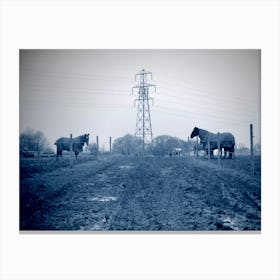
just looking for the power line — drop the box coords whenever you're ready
[156,94,258,118]
[157,83,254,107]
[158,88,258,111]
[21,84,129,95]
[21,68,131,82]
[22,84,259,120]
[154,104,257,124]
[20,99,133,108]
[156,73,255,103]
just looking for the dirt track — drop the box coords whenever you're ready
[20,156,261,231]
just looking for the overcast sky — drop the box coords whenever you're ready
[20,49,260,151]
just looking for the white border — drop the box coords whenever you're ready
[1,1,279,280]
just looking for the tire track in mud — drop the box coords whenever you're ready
[169,159,242,230]
[103,158,157,230]
[107,159,160,230]
[107,157,216,230]
[20,157,125,230]
[48,157,260,231]
[213,172,261,230]
[20,156,261,231]
[182,159,261,230]
[47,158,135,230]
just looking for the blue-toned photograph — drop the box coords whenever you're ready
[20,49,261,231]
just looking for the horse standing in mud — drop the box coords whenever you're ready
[54,134,89,159]
[190,127,235,159]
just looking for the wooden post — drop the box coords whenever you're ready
[70,133,73,168]
[96,135,99,158]
[207,133,210,160]
[196,136,198,158]
[250,124,254,175]
[109,136,112,154]
[217,132,221,166]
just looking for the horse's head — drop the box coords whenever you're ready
[82,133,89,146]
[190,127,199,138]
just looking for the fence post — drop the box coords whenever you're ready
[250,124,254,175]
[70,133,73,168]
[207,133,210,160]
[217,132,221,167]
[96,135,99,158]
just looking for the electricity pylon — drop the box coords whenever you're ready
[132,69,156,154]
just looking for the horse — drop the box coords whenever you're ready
[54,134,89,159]
[190,127,235,159]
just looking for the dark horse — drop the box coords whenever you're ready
[190,127,235,159]
[54,134,89,159]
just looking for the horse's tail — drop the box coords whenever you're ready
[232,135,236,146]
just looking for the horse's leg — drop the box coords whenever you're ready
[223,150,227,159]
[229,146,234,159]
[56,149,59,160]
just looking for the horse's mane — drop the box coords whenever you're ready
[55,134,88,145]
[198,128,214,142]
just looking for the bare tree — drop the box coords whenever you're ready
[20,128,52,156]
[112,134,142,155]
[148,135,185,156]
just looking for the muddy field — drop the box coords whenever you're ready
[20,155,261,231]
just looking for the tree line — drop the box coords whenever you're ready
[20,128,52,156]
[20,129,261,157]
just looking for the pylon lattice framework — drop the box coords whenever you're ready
[132,69,156,151]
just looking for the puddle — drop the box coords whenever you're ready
[119,165,133,169]
[222,216,240,230]
[88,196,118,202]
